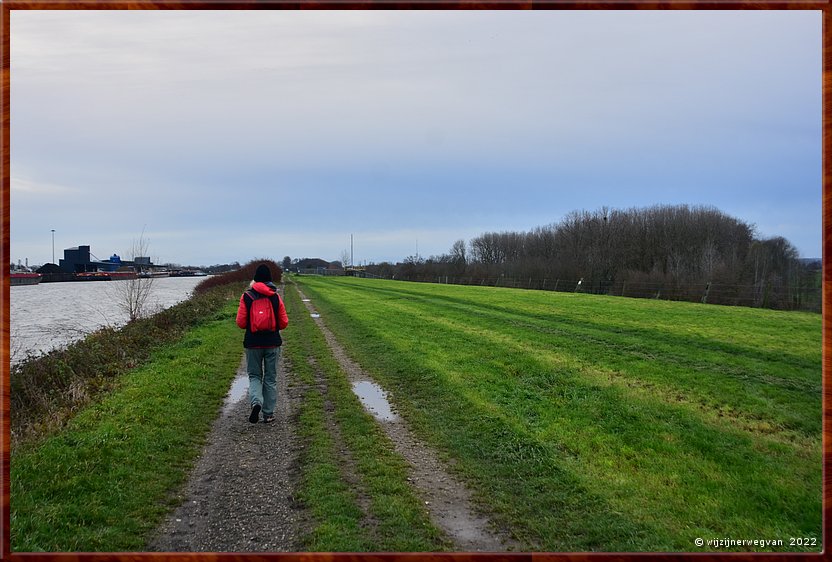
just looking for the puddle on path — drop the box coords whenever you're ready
[302,299,311,302]
[222,373,249,415]
[310,313,320,318]
[352,380,398,422]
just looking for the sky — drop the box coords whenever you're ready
[10,10,822,267]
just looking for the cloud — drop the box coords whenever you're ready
[9,10,821,264]
[10,175,79,196]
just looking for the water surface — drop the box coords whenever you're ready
[351,380,398,422]
[10,276,204,364]
[222,373,250,415]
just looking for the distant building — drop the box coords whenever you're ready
[58,245,149,273]
[59,245,95,273]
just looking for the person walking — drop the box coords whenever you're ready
[236,263,289,424]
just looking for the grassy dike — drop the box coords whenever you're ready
[11,290,245,552]
[282,279,449,552]
[293,275,821,552]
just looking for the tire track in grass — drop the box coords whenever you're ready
[289,353,369,552]
[295,284,520,552]
[295,277,821,550]
[345,282,819,388]
[306,355,382,542]
[321,280,820,436]
[286,283,447,552]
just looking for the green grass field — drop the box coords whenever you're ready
[294,275,822,552]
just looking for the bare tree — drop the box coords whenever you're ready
[450,239,467,264]
[112,233,155,321]
[339,249,351,268]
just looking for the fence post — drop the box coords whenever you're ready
[554,279,559,292]
[622,281,627,297]
[542,279,547,290]
[701,282,711,304]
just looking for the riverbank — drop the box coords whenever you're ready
[11,294,244,550]
[10,279,240,448]
[11,261,293,551]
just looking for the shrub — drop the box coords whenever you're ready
[194,259,283,295]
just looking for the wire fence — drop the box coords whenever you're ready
[297,267,821,312]
[332,272,820,313]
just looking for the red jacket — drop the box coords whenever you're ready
[236,281,288,348]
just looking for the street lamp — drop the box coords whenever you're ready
[51,229,55,264]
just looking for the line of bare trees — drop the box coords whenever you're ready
[364,204,820,311]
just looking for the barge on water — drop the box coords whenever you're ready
[10,272,42,286]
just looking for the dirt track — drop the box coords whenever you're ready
[149,284,518,552]
[148,355,303,552]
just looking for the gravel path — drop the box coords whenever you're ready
[149,283,519,552]
[147,355,303,552]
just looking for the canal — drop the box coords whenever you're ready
[10,276,205,365]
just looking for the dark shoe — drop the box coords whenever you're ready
[263,415,276,424]
[249,404,261,423]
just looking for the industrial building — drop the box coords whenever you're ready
[58,245,151,273]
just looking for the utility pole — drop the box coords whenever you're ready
[51,229,55,264]
[350,234,353,268]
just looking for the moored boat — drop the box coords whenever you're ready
[10,272,42,286]
[169,269,207,277]
[74,272,111,281]
[138,270,170,279]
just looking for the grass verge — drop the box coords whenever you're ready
[283,279,449,552]
[11,293,244,552]
[293,275,822,552]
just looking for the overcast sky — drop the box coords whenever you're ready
[10,10,821,267]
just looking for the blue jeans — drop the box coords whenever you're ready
[245,347,280,417]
